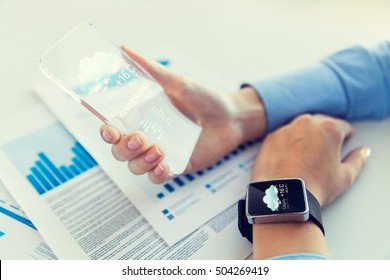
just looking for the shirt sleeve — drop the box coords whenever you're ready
[247,42,390,132]
[267,253,329,260]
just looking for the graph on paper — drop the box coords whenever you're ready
[0,195,36,230]
[2,123,98,196]
[25,142,97,195]
[0,182,37,230]
[154,140,259,201]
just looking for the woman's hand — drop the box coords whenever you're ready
[100,46,266,183]
[250,114,371,259]
[251,114,370,206]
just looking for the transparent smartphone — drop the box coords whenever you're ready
[39,23,201,175]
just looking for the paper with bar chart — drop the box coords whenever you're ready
[0,105,252,259]
[33,46,260,245]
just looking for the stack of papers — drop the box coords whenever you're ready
[0,47,254,259]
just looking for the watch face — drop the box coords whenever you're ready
[247,179,308,216]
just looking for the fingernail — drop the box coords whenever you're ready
[102,129,113,143]
[127,135,143,150]
[363,147,372,159]
[153,164,165,177]
[145,147,162,163]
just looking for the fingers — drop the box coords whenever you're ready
[127,145,164,174]
[312,114,355,141]
[147,161,171,184]
[126,144,170,184]
[332,118,355,140]
[100,124,121,144]
[111,132,148,161]
[313,115,369,187]
[341,146,371,186]
[101,126,170,184]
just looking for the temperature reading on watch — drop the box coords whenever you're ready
[278,183,288,197]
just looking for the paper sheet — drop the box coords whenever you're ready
[0,105,252,259]
[0,180,57,260]
[33,46,259,245]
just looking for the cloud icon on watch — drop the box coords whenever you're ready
[263,185,281,211]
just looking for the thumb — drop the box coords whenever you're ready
[121,45,182,90]
[341,146,371,186]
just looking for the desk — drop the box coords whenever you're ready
[1,0,389,259]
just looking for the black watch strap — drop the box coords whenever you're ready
[306,190,325,236]
[238,199,253,243]
[238,190,325,243]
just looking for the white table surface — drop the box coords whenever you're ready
[1,0,389,259]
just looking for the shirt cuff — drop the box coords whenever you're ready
[267,253,329,260]
[370,42,390,117]
[244,63,347,132]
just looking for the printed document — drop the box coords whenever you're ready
[0,180,57,259]
[0,105,252,259]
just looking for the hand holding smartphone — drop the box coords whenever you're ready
[39,23,201,175]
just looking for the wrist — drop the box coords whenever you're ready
[231,87,266,143]
[240,178,326,258]
[303,180,326,207]
[252,221,328,259]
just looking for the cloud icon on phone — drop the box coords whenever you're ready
[263,185,280,211]
[78,52,122,95]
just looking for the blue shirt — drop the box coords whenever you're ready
[251,42,390,133]
[248,42,390,260]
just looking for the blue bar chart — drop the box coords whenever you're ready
[3,123,98,196]
[26,141,98,195]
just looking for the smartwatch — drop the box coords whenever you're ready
[238,178,324,243]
